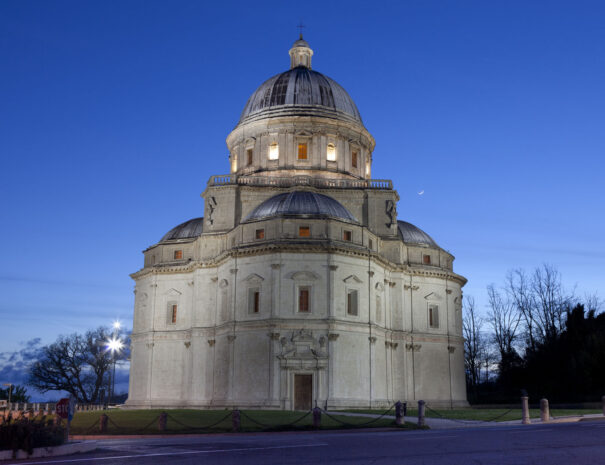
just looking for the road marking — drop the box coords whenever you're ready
[507,428,553,433]
[9,443,330,465]
[407,435,456,440]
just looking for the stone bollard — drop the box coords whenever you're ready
[602,396,605,416]
[100,414,108,433]
[232,409,241,432]
[521,396,531,425]
[417,400,426,427]
[540,398,550,422]
[395,401,403,426]
[158,412,167,432]
[312,407,322,429]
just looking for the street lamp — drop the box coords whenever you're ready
[106,336,123,406]
[2,383,12,409]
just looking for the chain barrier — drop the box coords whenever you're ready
[165,411,232,432]
[239,409,312,430]
[424,405,517,423]
[135,415,161,433]
[84,418,100,434]
[320,403,397,427]
[106,416,127,432]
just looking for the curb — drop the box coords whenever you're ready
[0,441,97,461]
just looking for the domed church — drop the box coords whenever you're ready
[127,37,468,409]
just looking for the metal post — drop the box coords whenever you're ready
[158,412,167,432]
[602,396,605,416]
[395,401,403,426]
[232,409,241,432]
[417,400,426,427]
[540,398,549,422]
[313,407,322,429]
[100,414,108,433]
[521,396,531,425]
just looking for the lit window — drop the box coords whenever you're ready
[171,304,178,324]
[255,229,265,240]
[298,143,308,160]
[174,250,183,260]
[327,143,336,161]
[247,149,253,166]
[299,226,310,237]
[269,142,279,160]
[249,289,260,314]
[347,290,358,316]
[429,304,439,328]
[343,230,352,241]
[352,151,358,168]
[423,254,431,265]
[298,287,310,312]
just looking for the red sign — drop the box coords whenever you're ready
[56,398,69,419]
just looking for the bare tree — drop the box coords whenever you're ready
[505,268,537,351]
[28,327,123,403]
[584,292,603,315]
[531,264,571,343]
[463,296,483,390]
[487,284,520,358]
[506,264,573,349]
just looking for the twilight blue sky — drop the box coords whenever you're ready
[1,1,604,393]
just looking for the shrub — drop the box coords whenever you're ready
[0,417,65,456]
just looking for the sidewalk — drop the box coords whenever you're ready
[332,411,605,429]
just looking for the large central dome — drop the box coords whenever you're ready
[239,67,362,125]
[238,37,362,126]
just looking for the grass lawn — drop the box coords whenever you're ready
[68,409,419,435]
[338,407,603,422]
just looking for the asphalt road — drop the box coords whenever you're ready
[6,420,605,465]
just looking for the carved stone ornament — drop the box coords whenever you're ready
[329,265,339,271]
[327,333,340,341]
[184,341,191,349]
[207,339,216,347]
[385,199,397,227]
[405,343,421,352]
[271,264,282,270]
[368,336,377,344]
[146,343,154,349]
[227,335,237,342]
[207,196,218,224]
[446,289,453,294]
[447,346,456,353]
[268,332,280,340]
[278,329,328,362]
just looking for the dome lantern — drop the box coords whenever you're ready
[289,35,314,69]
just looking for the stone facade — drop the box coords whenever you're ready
[126,37,468,410]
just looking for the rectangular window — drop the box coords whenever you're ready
[368,239,373,249]
[255,229,265,240]
[247,148,253,166]
[423,254,431,265]
[174,250,183,260]
[299,287,310,312]
[298,143,308,160]
[352,151,358,168]
[299,226,310,237]
[171,304,178,324]
[269,143,279,160]
[326,144,336,161]
[347,290,358,316]
[343,230,352,241]
[429,304,439,328]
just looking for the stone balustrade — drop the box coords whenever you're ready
[207,174,393,190]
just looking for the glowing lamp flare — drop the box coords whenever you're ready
[106,337,124,353]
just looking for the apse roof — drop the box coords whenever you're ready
[160,217,204,242]
[397,220,439,248]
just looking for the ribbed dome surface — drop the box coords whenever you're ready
[160,218,204,242]
[397,220,439,248]
[244,191,357,223]
[239,67,362,124]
